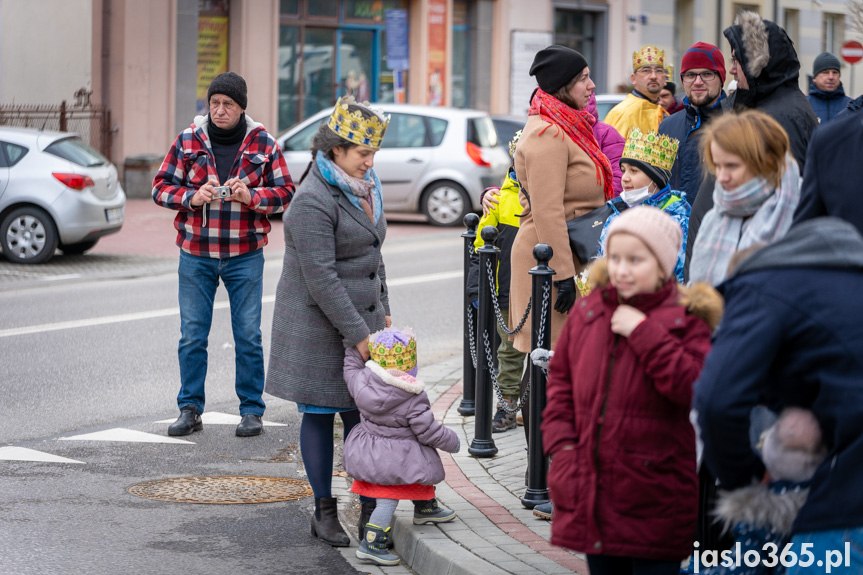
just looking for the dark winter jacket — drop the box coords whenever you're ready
[794,107,863,234]
[342,347,460,486]
[807,81,853,124]
[541,259,722,560]
[723,12,818,174]
[694,217,863,535]
[836,94,863,119]
[658,92,727,206]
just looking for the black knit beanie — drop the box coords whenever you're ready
[529,46,588,94]
[207,72,248,110]
[620,158,670,189]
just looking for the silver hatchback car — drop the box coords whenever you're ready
[278,104,510,226]
[0,127,126,264]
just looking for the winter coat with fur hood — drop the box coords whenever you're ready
[541,259,723,560]
[342,347,460,486]
[723,12,818,175]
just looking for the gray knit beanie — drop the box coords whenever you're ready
[207,72,248,109]
[813,52,841,77]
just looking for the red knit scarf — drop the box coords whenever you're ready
[528,89,614,200]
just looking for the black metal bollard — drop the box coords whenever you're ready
[468,225,500,457]
[521,243,554,508]
[458,213,480,416]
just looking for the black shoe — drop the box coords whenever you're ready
[358,499,376,541]
[236,414,263,437]
[167,406,202,436]
[491,400,517,433]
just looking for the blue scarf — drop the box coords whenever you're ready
[315,151,383,226]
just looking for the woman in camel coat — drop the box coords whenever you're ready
[510,45,612,354]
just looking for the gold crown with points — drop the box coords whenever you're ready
[508,130,522,158]
[369,328,418,374]
[327,96,390,150]
[622,129,679,172]
[632,45,665,72]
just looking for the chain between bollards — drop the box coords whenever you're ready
[521,243,554,508]
[459,213,479,416]
[468,225,500,457]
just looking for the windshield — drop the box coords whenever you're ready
[45,137,107,167]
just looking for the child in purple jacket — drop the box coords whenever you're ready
[343,327,461,566]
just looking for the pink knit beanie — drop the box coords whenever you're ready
[603,206,682,279]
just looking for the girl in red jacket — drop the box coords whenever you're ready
[541,206,723,574]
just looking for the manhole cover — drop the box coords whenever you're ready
[127,475,313,504]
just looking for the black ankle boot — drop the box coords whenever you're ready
[358,499,376,541]
[310,497,350,547]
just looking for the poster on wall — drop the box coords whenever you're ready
[196,15,229,115]
[427,0,447,106]
[510,31,553,117]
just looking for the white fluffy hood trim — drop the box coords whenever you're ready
[365,360,425,395]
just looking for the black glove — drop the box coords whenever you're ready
[553,277,577,314]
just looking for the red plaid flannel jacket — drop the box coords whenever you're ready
[152,115,295,258]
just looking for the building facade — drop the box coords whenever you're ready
[0,0,858,172]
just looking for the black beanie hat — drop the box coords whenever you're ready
[530,46,588,94]
[207,72,248,110]
[813,52,841,77]
[620,158,671,189]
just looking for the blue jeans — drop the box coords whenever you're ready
[786,528,863,574]
[177,249,265,416]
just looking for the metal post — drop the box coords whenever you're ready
[459,213,480,416]
[469,225,500,457]
[521,243,554,508]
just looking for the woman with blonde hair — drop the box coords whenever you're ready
[689,110,800,286]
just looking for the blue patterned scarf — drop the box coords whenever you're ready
[316,151,383,226]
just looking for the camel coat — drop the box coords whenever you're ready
[509,114,607,352]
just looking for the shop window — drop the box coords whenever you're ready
[341,30,375,100]
[554,7,606,91]
[346,0,408,22]
[310,0,338,17]
[452,0,469,108]
[823,13,844,54]
[279,0,299,15]
[278,25,302,131]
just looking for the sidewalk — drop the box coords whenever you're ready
[332,355,589,575]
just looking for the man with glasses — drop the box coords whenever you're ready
[604,45,669,139]
[658,42,727,209]
[153,72,295,437]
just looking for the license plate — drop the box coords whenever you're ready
[106,207,124,222]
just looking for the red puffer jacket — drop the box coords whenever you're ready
[541,260,722,560]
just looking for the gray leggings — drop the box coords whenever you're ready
[368,498,399,529]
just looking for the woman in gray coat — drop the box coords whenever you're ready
[266,97,391,547]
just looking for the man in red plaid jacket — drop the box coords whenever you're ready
[152,72,294,439]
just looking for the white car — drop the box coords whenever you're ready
[277,104,510,226]
[0,127,126,264]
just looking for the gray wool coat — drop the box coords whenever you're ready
[265,163,389,408]
[342,348,460,486]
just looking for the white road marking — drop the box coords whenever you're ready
[59,428,195,444]
[154,411,286,426]
[0,446,84,464]
[0,270,462,338]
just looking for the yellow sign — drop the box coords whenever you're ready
[197,16,229,104]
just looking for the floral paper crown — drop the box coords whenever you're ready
[632,45,665,72]
[327,96,390,150]
[508,130,522,159]
[369,327,418,376]
[622,129,679,172]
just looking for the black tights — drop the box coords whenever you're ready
[300,410,361,499]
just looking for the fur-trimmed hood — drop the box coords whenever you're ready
[588,258,724,331]
[714,484,808,536]
[724,12,801,101]
[365,360,425,395]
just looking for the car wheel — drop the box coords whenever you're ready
[421,181,470,227]
[60,239,99,255]
[1,206,59,264]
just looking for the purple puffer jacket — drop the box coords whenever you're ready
[587,93,624,196]
[343,347,460,486]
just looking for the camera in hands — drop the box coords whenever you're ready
[214,185,232,199]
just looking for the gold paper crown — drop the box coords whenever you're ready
[369,331,417,373]
[632,45,665,72]
[508,130,522,158]
[622,129,679,172]
[327,96,390,150]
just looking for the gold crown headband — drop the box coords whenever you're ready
[327,96,390,150]
[633,45,665,72]
[369,332,417,372]
[622,129,679,172]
